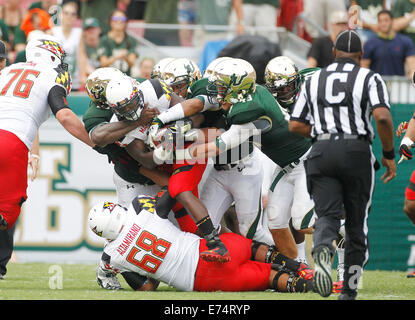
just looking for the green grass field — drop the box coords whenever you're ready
[0,262,414,300]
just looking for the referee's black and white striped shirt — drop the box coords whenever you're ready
[290,57,390,141]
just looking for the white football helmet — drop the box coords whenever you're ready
[106,75,145,121]
[85,67,125,109]
[203,57,232,78]
[264,56,300,107]
[161,58,201,97]
[25,34,67,70]
[88,201,129,240]
[209,58,256,104]
[151,57,175,79]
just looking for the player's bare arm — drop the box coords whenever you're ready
[48,84,95,147]
[126,138,158,168]
[90,104,159,147]
[175,118,270,161]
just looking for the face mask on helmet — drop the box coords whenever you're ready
[106,76,145,121]
[161,58,201,98]
[88,201,128,240]
[25,36,67,70]
[86,67,125,109]
[265,56,300,107]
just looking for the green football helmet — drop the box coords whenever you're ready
[209,58,256,104]
[85,67,125,109]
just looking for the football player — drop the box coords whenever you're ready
[160,57,201,98]
[155,57,276,247]
[0,34,94,231]
[87,195,316,293]
[396,97,415,278]
[265,56,347,288]
[100,73,232,264]
[162,58,316,264]
[83,67,199,289]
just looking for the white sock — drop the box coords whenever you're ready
[296,241,308,264]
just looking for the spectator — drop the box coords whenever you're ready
[29,0,59,25]
[193,0,243,47]
[80,0,131,35]
[302,0,347,39]
[97,9,139,76]
[143,0,180,46]
[125,0,147,21]
[307,10,349,68]
[0,0,26,51]
[392,0,415,46]
[52,1,83,91]
[230,0,280,43]
[178,0,197,46]
[349,0,385,42]
[134,56,155,79]
[79,17,102,84]
[13,8,54,57]
[361,9,415,77]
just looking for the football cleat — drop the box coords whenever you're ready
[96,266,124,290]
[297,263,314,280]
[200,242,231,263]
[407,270,415,278]
[332,280,343,293]
[312,246,333,298]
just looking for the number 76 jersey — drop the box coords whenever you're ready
[0,61,71,150]
[103,199,201,291]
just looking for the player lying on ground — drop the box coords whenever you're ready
[88,194,315,292]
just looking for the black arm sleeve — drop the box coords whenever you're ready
[47,85,70,115]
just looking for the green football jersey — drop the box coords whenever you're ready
[227,85,311,168]
[82,101,154,185]
[188,78,251,164]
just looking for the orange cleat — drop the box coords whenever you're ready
[407,270,415,278]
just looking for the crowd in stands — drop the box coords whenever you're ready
[1,0,415,92]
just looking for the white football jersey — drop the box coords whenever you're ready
[104,204,200,291]
[0,61,70,150]
[111,78,173,144]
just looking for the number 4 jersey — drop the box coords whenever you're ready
[0,61,71,150]
[103,197,201,291]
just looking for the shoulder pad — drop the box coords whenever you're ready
[148,78,172,100]
[54,67,72,94]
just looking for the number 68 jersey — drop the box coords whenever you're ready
[0,61,71,150]
[103,197,201,291]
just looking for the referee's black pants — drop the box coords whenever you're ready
[304,136,375,295]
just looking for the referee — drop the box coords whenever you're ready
[289,30,396,300]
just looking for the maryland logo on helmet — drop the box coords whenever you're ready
[103,201,116,212]
[137,196,156,213]
[55,68,72,94]
[38,39,65,60]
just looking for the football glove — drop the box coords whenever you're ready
[396,121,409,138]
[399,137,415,163]
[147,117,164,149]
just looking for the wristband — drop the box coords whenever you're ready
[382,149,396,160]
[157,103,185,125]
[30,154,40,160]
